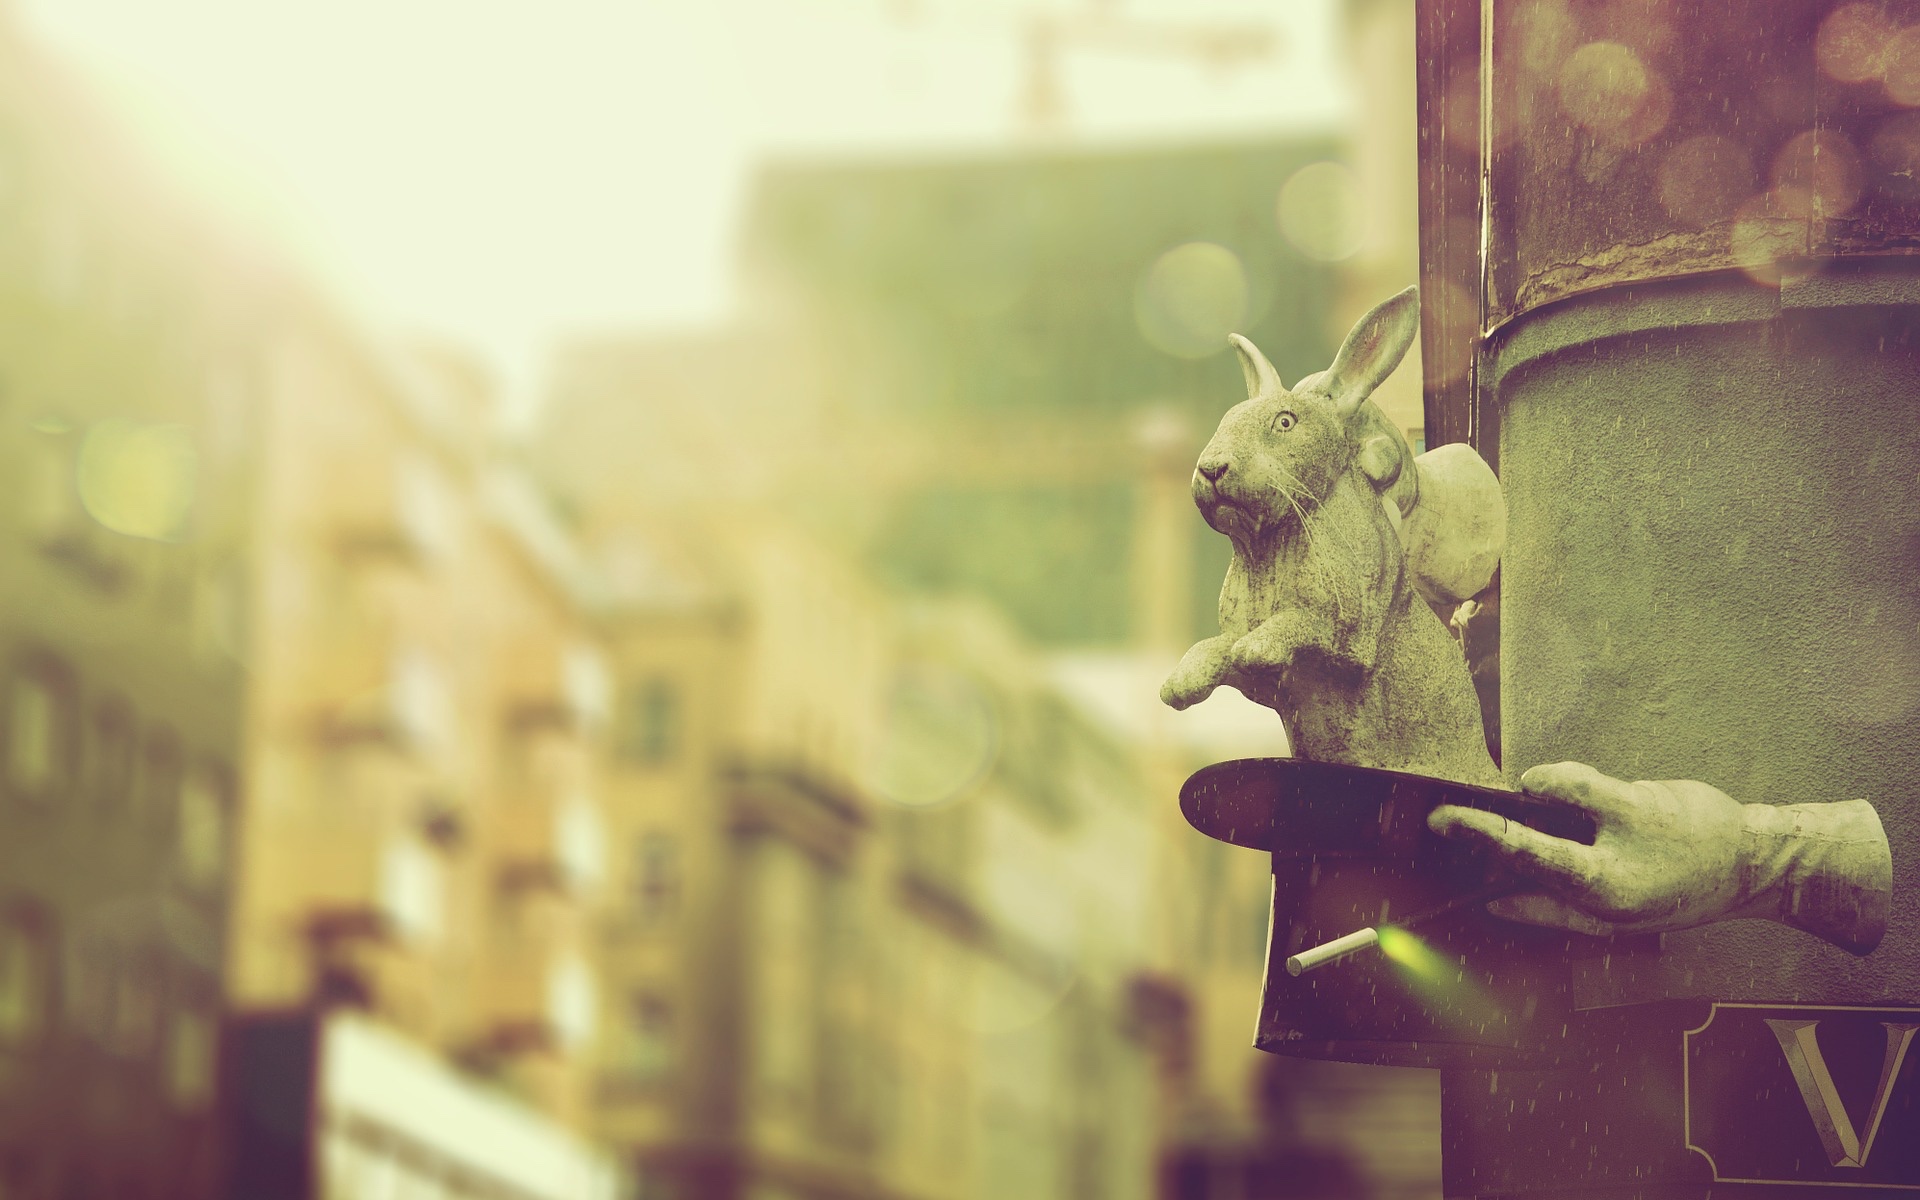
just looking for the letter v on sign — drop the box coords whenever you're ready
[1765,1019,1920,1168]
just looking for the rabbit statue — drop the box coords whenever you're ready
[1160,287,1502,789]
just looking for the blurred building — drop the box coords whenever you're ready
[0,15,250,1197]
[537,129,1446,1198]
[582,519,1163,1200]
[538,137,1348,652]
[227,312,613,1128]
[0,14,623,1198]
[1,21,1194,1200]
[0,2,1460,1197]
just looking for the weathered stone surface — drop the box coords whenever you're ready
[1463,279,1911,989]
[1429,761,1892,955]
[1401,443,1504,607]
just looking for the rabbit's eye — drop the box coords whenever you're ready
[1270,410,1297,433]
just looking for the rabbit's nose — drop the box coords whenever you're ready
[1197,458,1231,482]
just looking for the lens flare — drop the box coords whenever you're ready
[77,420,198,541]
[1375,925,1451,985]
[1133,241,1250,360]
[1375,926,1501,1029]
[1277,161,1365,262]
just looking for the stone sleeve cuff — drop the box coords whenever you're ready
[1738,798,1892,957]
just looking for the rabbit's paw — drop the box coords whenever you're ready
[1161,636,1233,710]
[1230,614,1319,675]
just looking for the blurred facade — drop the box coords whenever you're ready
[538,112,1444,1199]
[0,12,619,1198]
[587,530,1164,1199]
[0,11,622,1198]
[0,16,239,1195]
[228,316,612,1125]
[0,2,1463,1198]
[0,17,1185,1200]
[541,139,1351,651]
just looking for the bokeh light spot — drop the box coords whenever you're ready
[77,419,198,541]
[1817,3,1895,85]
[1771,128,1864,218]
[1598,72,1672,148]
[1133,241,1250,360]
[1658,135,1756,227]
[870,663,999,809]
[1883,25,1920,106]
[1557,42,1649,134]
[964,963,1078,1036]
[1276,161,1365,263]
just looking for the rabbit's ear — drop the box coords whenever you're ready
[1323,286,1420,417]
[1228,333,1284,400]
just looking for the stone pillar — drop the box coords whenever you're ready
[1418,0,1920,1193]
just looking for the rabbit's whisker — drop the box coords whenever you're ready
[1271,468,1340,604]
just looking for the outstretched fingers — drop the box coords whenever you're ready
[1518,760,1637,825]
[1426,804,1600,893]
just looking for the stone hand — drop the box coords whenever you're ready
[1427,761,1892,955]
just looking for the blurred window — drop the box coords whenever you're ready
[556,796,605,893]
[165,1005,216,1109]
[621,989,675,1081]
[563,643,611,729]
[617,678,680,766]
[547,955,596,1050]
[89,697,138,812]
[380,835,443,944]
[1411,426,1427,454]
[105,953,160,1059]
[5,656,77,804]
[388,647,454,754]
[176,761,232,891]
[0,905,54,1043]
[633,831,680,923]
[141,727,183,832]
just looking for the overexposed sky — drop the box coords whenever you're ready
[18,0,1351,411]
